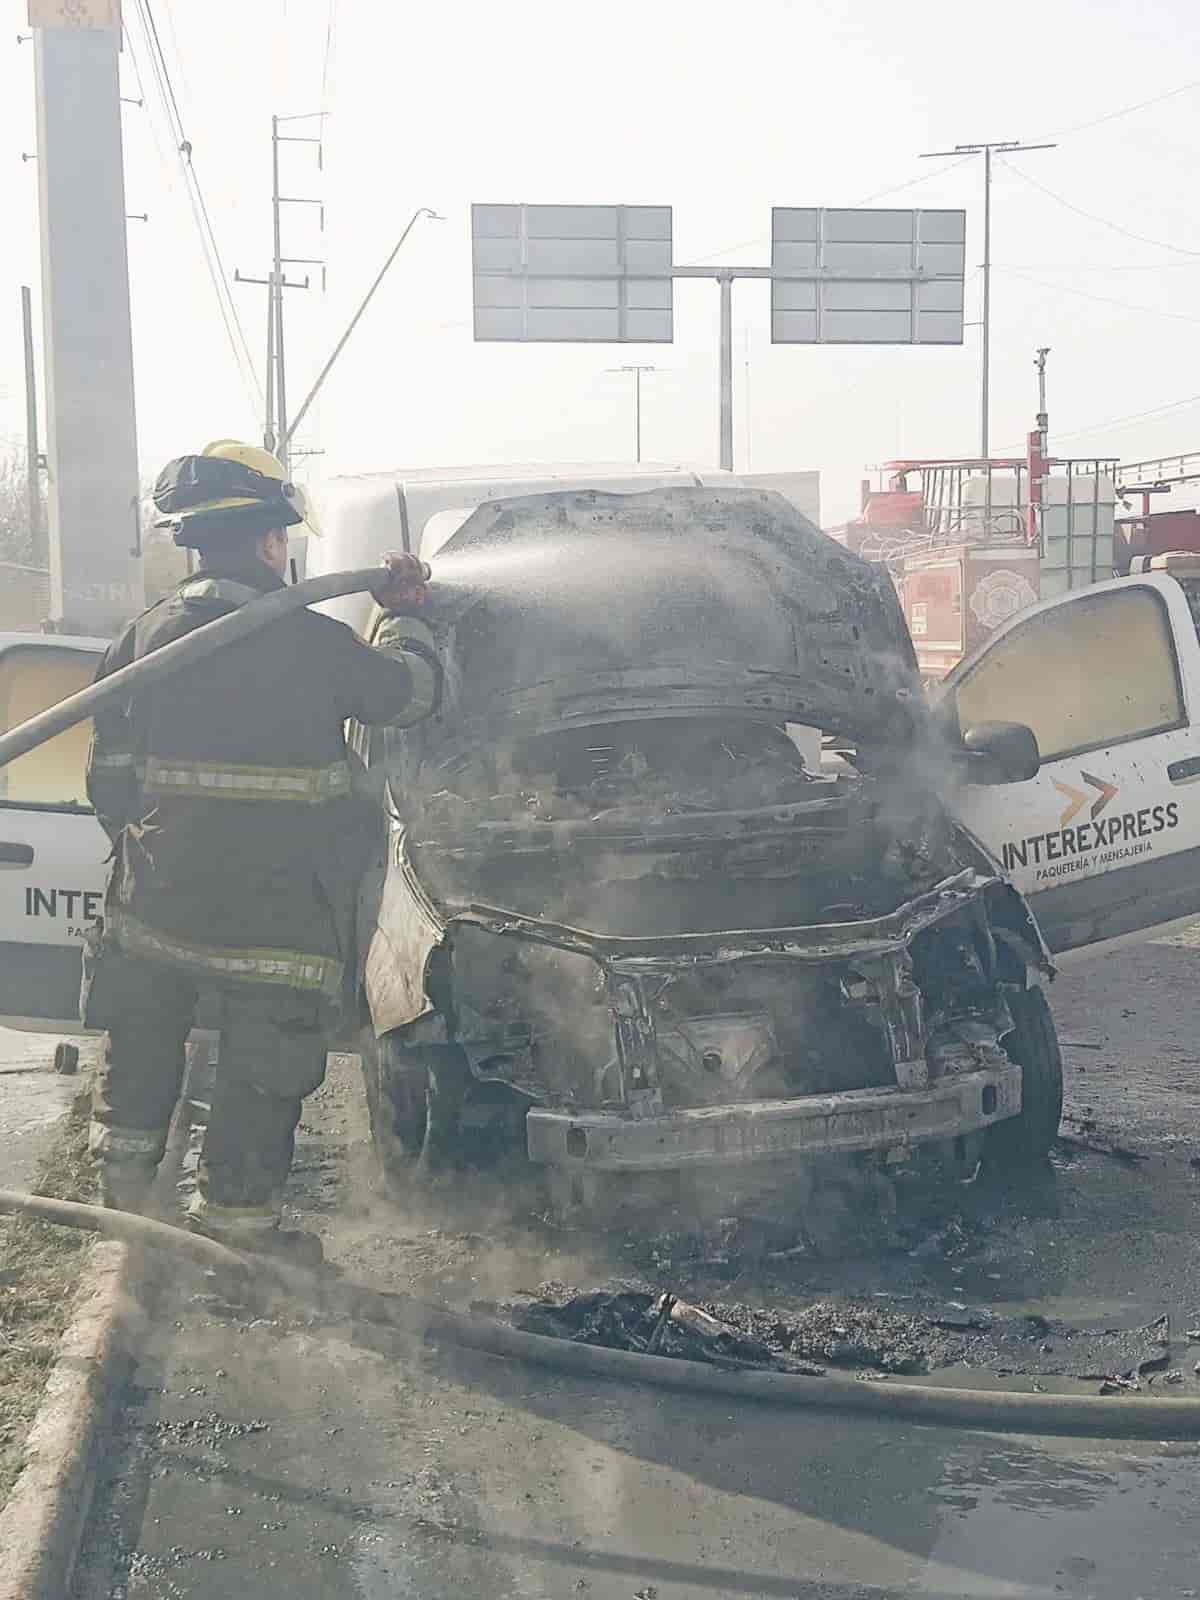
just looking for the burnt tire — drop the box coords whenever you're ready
[358,1032,472,1193]
[988,986,1064,1167]
[53,1042,80,1076]
[358,1029,430,1193]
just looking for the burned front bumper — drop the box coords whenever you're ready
[525,1061,1021,1171]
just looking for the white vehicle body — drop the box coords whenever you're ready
[5,472,1196,1036]
[940,569,1200,965]
[302,462,820,632]
[0,633,109,1030]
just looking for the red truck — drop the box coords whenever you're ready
[829,438,1118,681]
[831,441,1200,681]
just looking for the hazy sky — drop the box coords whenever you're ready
[2,0,1200,523]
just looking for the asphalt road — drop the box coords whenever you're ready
[72,938,1200,1600]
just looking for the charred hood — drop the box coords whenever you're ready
[419,486,924,746]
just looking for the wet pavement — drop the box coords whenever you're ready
[72,940,1200,1599]
[0,1026,88,1192]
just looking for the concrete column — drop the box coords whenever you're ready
[34,21,143,635]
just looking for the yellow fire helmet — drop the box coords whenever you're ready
[153,439,312,545]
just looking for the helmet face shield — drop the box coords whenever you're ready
[281,480,319,537]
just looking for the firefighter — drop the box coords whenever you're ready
[84,440,439,1263]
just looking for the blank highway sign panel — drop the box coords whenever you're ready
[771,208,965,344]
[472,203,673,342]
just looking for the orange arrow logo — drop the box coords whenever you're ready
[1054,773,1119,826]
[1053,780,1087,826]
[1081,771,1119,819]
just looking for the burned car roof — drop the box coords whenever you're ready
[421,485,922,744]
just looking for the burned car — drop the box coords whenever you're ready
[354,485,1062,1211]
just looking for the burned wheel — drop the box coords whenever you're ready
[358,1030,470,1192]
[987,986,1064,1167]
[358,1029,429,1192]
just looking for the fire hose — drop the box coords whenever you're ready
[4,570,1200,1438]
[0,568,390,772]
[2,1189,1200,1440]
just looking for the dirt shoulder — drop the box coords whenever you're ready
[0,1090,97,1506]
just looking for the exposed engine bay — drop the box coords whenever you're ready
[355,485,1056,1186]
[403,718,1014,1108]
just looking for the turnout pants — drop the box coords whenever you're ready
[84,943,329,1237]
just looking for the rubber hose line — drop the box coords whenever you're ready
[0,568,389,772]
[3,1189,1199,1441]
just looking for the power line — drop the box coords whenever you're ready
[854,152,975,206]
[994,259,1200,272]
[677,232,766,265]
[131,0,264,410]
[121,19,150,106]
[998,158,1200,258]
[993,392,1200,455]
[159,0,194,125]
[140,0,185,154]
[319,0,338,113]
[679,155,976,268]
[999,266,1200,326]
[1035,79,1200,143]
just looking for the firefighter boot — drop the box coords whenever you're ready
[183,1193,325,1271]
[98,1157,157,1214]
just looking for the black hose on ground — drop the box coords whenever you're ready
[0,1190,251,1272]
[3,1189,1200,1440]
[0,569,386,772]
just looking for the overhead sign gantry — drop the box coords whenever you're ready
[472,200,966,469]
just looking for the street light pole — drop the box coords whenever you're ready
[608,364,658,462]
[919,139,1056,457]
[284,207,442,451]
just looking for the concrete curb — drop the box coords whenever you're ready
[0,1238,146,1600]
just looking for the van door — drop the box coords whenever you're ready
[939,573,1200,962]
[0,638,109,1028]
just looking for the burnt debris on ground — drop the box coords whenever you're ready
[505,1284,1182,1387]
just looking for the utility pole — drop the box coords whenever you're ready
[235,263,309,457]
[264,269,276,453]
[238,114,324,469]
[608,365,658,462]
[30,2,142,633]
[919,140,1056,458]
[718,272,733,471]
[20,286,42,555]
